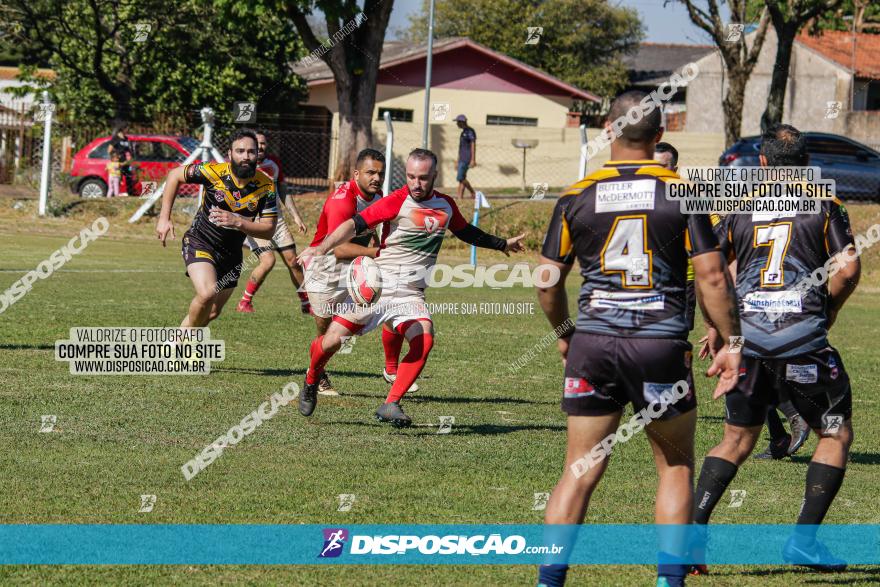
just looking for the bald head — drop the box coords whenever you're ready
[606,90,663,148]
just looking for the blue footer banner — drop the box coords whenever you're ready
[1,524,878,565]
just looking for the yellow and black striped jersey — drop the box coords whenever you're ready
[541,160,719,339]
[184,162,277,253]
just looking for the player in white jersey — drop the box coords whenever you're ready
[236,132,310,314]
[296,148,525,426]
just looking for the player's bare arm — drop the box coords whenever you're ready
[332,241,379,261]
[208,208,277,239]
[692,250,742,398]
[297,218,357,265]
[537,256,574,362]
[827,246,861,328]
[155,166,187,246]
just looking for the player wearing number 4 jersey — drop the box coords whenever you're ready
[535,91,742,587]
[693,124,860,575]
[296,148,524,427]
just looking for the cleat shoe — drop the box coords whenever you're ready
[375,401,412,428]
[688,564,709,576]
[318,372,339,396]
[382,368,419,393]
[788,415,810,455]
[236,299,254,313]
[299,378,318,416]
[754,433,791,460]
[300,301,311,315]
[782,534,847,572]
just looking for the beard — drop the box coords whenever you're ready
[231,159,256,179]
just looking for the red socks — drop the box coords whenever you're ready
[306,335,335,384]
[386,333,433,403]
[241,279,260,302]
[382,327,405,375]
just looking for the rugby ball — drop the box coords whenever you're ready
[346,256,383,305]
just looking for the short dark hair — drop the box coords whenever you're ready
[607,90,662,146]
[356,148,385,167]
[654,142,679,167]
[408,148,437,170]
[229,128,258,148]
[760,123,808,166]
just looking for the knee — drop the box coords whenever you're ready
[261,255,275,270]
[406,327,434,358]
[720,426,759,461]
[193,290,216,308]
[820,420,853,449]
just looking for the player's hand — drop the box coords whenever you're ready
[297,246,320,267]
[295,218,307,234]
[503,234,526,256]
[706,344,741,399]
[698,327,721,360]
[209,208,243,229]
[156,218,175,247]
[557,335,570,367]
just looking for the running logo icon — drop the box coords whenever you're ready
[319,528,349,558]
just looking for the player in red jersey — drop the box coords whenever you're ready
[236,132,310,314]
[303,148,415,396]
[296,148,525,426]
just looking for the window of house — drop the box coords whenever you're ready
[377,108,413,122]
[487,115,538,127]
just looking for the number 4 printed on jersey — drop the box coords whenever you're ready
[601,215,653,288]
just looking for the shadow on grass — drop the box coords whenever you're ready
[334,420,565,435]
[339,391,555,406]
[789,451,880,466]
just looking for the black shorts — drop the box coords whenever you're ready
[685,280,696,331]
[182,231,243,290]
[725,346,851,431]
[562,333,696,420]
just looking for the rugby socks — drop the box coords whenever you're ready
[779,400,798,421]
[766,408,788,441]
[306,335,335,385]
[386,333,433,403]
[693,456,739,524]
[241,279,260,303]
[536,564,568,587]
[657,552,687,587]
[382,327,405,375]
[795,462,846,538]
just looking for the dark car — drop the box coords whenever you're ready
[719,132,880,201]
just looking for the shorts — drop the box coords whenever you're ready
[562,332,696,419]
[182,231,243,290]
[456,161,469,182]
[333,288,431,337]
[308,288,350,319]
[725,346,851,431]
[246,215,296,253]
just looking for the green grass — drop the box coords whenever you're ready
[1,199,879,585]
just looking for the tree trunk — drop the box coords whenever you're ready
[761,23,796,132]
[333,79,374,182]
[722,70,749,148]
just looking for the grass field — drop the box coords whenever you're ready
[1,197,879,586]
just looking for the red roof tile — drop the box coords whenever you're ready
[797,30,880,79]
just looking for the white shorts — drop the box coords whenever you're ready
[335,288,432,336]
[246,215,296,252]
[307,288,350,319]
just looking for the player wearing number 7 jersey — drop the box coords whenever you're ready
[692,124,860,574]
[535,91,741,587]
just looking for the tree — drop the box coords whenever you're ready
[0,0,305,125]
[760,0,845,131]
[282,1,395,181]
[676,0,771,147]
[402,0,643,100]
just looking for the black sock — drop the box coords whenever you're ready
[537,564,568,587]
[796,462,846,536]
[766,408,788,441]
[693,456,739,524]
[778,400,798,421]
[658,552,687,586]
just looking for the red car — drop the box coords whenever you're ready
[69,134,201,198]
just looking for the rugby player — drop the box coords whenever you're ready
[236,131,310,315]
[654,142,695,332]
[155,129,277,327]
[303,149,415,396]
[535,91,742,587]
[296,148,524,426]
[692,124,859,572]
